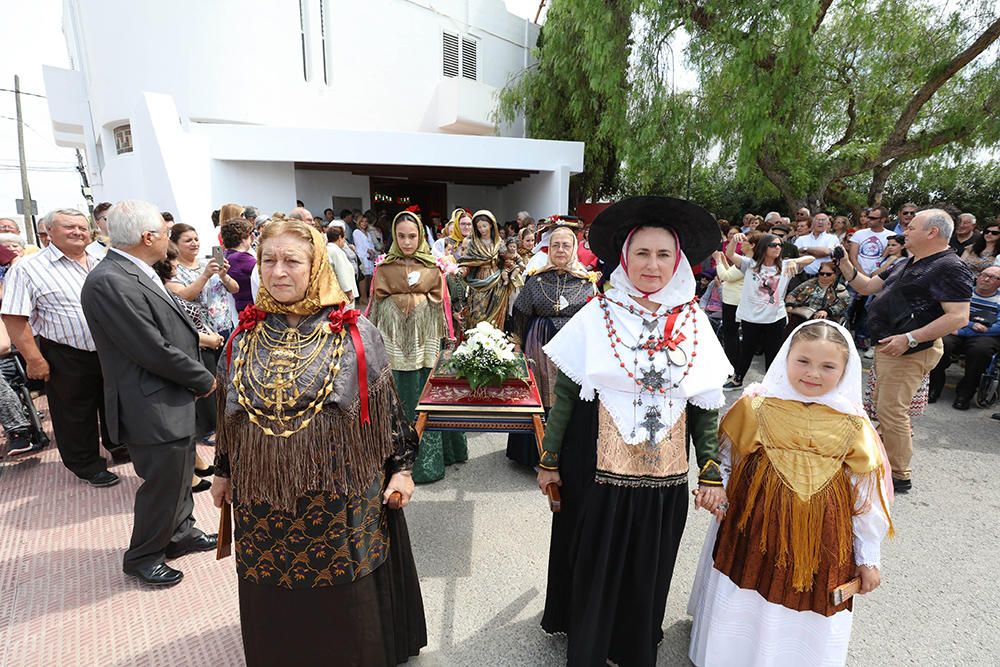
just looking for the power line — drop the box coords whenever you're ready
[0,87,46,98]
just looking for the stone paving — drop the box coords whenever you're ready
[1,366,998,666]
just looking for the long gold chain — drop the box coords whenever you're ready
[233,318,346,438]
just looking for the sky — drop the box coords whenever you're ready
[0,0,553,219]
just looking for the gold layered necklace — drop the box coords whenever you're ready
[233,316,346,437]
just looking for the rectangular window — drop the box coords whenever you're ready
[461,37,477,80]
[443,32,460,78]
[299,0,308,81]
[319,0,328,84]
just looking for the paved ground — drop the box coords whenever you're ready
[1,361,998,666]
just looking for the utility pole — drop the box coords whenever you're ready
[75,149,94,219]
[14,75,37,245]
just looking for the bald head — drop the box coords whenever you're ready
[288,207,313,222]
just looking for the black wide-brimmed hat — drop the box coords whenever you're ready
[589,196,718,267]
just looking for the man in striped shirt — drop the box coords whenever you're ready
[1,208,125,487]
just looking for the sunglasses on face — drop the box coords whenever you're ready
[901,211,916,216]
[818,271,836,276]
[866,214,882,220]
[767,242,783,248]
[984,229,1000,236]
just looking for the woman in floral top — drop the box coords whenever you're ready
[783,260,850,334]
[168,223,239,446]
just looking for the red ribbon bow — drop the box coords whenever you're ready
[405,204,421,214]
[329,306,370,425]
[226,305,268,367]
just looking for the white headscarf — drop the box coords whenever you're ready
[741,319,864,417]
[544,227,732,445]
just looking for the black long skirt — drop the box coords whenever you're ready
[541,397,689,667]
[238,509,427,667]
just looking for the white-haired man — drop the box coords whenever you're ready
[2,208,126,487]
[81,200,217,587]
[950,213,981,255]
[837,208,974,493]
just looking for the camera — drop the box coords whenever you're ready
[832,246,845,261]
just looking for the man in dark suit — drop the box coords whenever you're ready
[81,200,217,587]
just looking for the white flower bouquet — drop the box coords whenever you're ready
[449,322,521,390]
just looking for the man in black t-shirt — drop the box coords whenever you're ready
[949,213,982,255]
[836,209,973,494]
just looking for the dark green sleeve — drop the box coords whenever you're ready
[539,369,582,470]
[687,403,723,485]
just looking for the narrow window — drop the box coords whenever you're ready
[299,0,308,81]
[319,0,328,84]
[113,124,132,154]
[461,37,477,80]
[443,31,460,78]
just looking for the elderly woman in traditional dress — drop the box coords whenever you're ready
[456,210,514,329]
[536,197,733,666]
[210,219,426,666]
[367,210,468,484]
[504,224,595,466]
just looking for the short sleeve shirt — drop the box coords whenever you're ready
[850,228,896,276]
[734,256,790,324]
[867,250,974,342]
[793,232,840,275]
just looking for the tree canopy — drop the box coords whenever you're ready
[498,0,1000,219]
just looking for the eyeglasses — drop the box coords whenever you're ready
[984,229,1000,236]
[866,214,882,220]
[900,211,916,216]
[817,271,836,276]
[767,242,783,248]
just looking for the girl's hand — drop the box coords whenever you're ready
[856,565,881,593]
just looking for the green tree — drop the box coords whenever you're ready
[500,0,1000,213]
[495,0,636,205]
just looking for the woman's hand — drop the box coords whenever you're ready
[813,309,828,320]
[856,565,881,593]
[536,468,561,494]
[210,477,232,508]
[218,259,231,278]
[203,259,222,279]
[384,471,415,508]
[693,484,728,521]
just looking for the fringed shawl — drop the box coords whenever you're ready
[720,395,893,592]
[217,309,398,511]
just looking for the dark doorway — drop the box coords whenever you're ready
[369,177,447,235]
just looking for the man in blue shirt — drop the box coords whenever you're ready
[929,265,1000,409]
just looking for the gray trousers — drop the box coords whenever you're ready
[0,374,28,435]
[123,436,202,571]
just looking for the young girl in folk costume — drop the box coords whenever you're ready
[688,319,894,666]
[367,210,468,484]
[537,197,733,666]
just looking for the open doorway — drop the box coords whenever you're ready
[369,177,447,236]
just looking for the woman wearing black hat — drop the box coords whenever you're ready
[536,197,733,665]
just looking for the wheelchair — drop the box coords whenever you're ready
[0,353,50,454]
[976,352,1000,408]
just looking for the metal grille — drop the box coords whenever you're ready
[461,37,477,80]
[443,32,460,77]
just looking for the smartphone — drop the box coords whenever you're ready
[212,246,224,266]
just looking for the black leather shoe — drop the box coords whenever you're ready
[110,448,131,465]
[125,562,184,587]
[927,387,941,404]
[194,465,215,478]
[952,396,971,410]
[892,478,912,494]
[192,479,211,493]
[166,533,218,559]
[87,470,121,488]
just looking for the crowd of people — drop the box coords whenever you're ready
[0,194,995,666]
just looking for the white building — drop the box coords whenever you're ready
[42,0,583,239]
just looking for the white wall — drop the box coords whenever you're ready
[447,184,502,215]
[293,170,372,217]
[500,167,570,222]
[211,161,297,222]
[63,0,537,139]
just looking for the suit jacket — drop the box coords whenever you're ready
[81,251,215,445]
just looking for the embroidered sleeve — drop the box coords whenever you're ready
[539,369,582,470]
[387,385,419,473]
[687,403,722,485]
